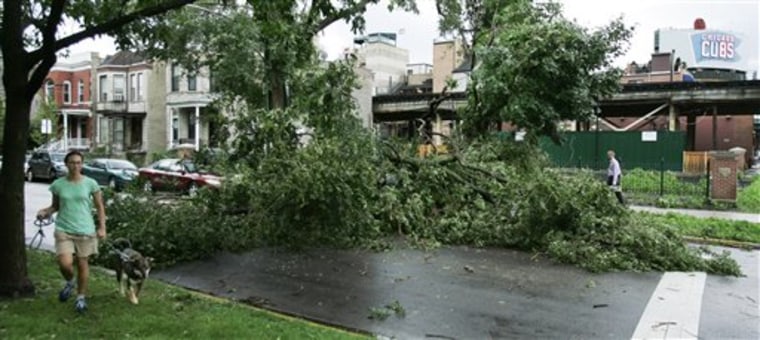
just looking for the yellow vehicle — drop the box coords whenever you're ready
[417,144,449,157]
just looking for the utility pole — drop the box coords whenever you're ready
[669,49,675,82]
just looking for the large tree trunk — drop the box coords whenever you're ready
[0,73,34,298]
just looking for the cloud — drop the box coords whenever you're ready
[66,0,758,74]
[316,0,759,73]
[320,0,440,63]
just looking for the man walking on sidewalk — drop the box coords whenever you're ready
[607,150,625,205]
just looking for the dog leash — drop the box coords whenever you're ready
[29,216,55,249]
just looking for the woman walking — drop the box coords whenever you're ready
[37,150,106,313]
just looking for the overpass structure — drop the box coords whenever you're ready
[372,80,760,149]
[374,80,760,120]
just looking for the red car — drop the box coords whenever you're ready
[138,158,222,196]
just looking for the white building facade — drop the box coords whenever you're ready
[353,33,410,95]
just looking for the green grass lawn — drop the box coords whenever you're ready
[639,211,760,245]
[0,250,368,340]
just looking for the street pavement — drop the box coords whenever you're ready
[24,182,56,252]
[152,246,759,340]
[23,182,760,339]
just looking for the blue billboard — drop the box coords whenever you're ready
[691,31,741,64]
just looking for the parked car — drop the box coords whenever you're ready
[82,158,139,190]
[24,154,31,174]
[138,158,223,196]
[26,151,67,182]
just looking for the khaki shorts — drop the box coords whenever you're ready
[54,230,99,258]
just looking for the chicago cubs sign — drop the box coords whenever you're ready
[692,31,740,62]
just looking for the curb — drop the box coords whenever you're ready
[154,280,376,338]
[682,236,760,250]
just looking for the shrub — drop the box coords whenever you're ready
[738,178,760,213]
[624,168,706,196]
[94,190,257,268]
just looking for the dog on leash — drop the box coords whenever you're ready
[110,238,153,305]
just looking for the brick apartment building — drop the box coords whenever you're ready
[40,52,101,150]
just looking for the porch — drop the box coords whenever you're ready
[58,109,92,151]
[167,106,221,151]
[96,113,146,153]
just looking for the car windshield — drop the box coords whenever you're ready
[50,153,65,162]
[108,160,137,170]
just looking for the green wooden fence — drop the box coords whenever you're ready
[538,131,686,171]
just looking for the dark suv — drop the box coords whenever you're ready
[26,151,67,182]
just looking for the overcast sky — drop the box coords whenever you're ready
[68,0,759,73]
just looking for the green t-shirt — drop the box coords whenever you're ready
[50,176,101,235]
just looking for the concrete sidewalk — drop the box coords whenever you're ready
[630,205,760,223]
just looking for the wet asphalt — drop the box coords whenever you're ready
[154,245,671,339]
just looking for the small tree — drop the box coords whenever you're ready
[28,99,58,149]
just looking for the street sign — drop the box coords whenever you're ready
[642,131,657,142]
[515,131,526,142]
[41,119,51,134]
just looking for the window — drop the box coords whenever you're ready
[45,80,55,102]
[136,73,143,100]
[99,75,107,101]
[171,64,180,92]
[182,161,197,173]
[78,80,84,102]
[113,75,125,102]
[113,118,124,151]
[130,74,136,101]
[188,74,196,91]
[170,163,183,173]
[63,81,71,104]
[154,159,172,170]
[209,69,217,92]
[98,116,107,144]
[172,114,179,142]
[108,160,137,170]
[91,160,106,169]
[156,159,178,172]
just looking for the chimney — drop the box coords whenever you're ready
[650,53,672,72]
